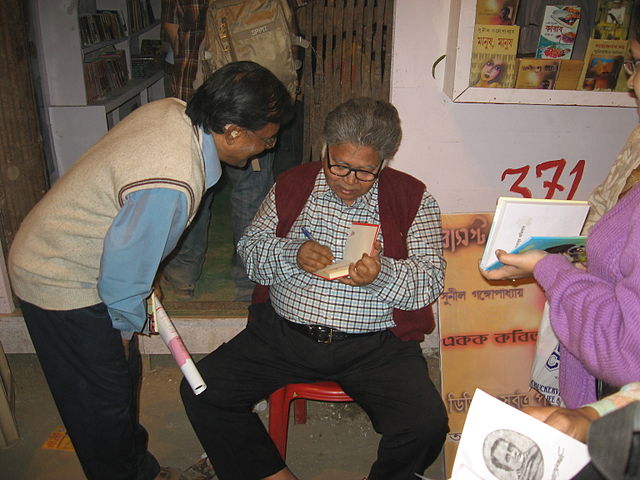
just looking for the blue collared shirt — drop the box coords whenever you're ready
[98,128,221,334]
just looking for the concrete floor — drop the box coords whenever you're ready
[0,354,446,480]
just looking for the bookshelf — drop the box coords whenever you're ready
[443,0,637,107]
[30,0,165,179]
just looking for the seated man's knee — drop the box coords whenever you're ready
[411,400,449,446]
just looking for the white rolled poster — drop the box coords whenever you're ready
[151,293,207,395]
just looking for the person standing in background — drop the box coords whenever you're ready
[160,0,304,302]
[161,0,208,101]
[160,0,217,300]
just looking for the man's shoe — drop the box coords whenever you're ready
[183,455,216,479]
[158,273,195,300]
[155,466,191,480]
[172,287,195,301]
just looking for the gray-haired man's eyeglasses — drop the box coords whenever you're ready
[325,150,382,182]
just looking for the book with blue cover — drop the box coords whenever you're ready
[484,235,587,270]
[480,197,590,271]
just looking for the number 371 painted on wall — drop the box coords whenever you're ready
[502,158,585,199]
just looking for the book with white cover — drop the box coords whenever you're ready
[451,389,590,480]
[480,197,589,271]
[313,222,379,280]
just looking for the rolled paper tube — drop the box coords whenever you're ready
[152,293,207,395]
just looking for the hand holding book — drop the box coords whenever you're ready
[338,240,382,287]
[298,223,380,281]
[478,248,549,282]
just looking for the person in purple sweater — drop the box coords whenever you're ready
[480,181,640,409]
[481,10,640,410]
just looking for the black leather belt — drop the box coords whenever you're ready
[284,319,377,344]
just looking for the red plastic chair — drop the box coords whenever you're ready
[268,381,354,459]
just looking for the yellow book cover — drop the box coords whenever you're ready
[578,38,628,91]
[593,0,632,40]
[469,25,520,88]
[514,58,560,89]
[556,59,584,90]
[475,0,520,25]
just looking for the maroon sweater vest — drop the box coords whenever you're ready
[251,161,435,341]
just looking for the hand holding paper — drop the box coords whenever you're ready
[452,389,590,480]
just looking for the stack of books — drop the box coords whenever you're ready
[83,47,129,103]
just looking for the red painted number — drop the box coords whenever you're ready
[501,159,585,200]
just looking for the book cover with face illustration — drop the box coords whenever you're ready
[469,24,520,88]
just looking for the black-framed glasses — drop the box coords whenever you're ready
[248,129,278,149]
[325,149,383,182]
[623,59,640,76]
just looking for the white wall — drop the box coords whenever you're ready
[390,0,639,213]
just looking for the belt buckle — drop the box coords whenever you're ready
[309,325,333,344]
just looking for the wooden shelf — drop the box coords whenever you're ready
[31,0,164,179]
[443,0,637,107]
[93,70,164,112]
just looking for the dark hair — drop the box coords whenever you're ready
[186,61,294,134]
[323,97,402,161]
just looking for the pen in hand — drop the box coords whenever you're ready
[301,227,317,242]
[300,227,335,266]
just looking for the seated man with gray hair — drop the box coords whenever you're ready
[181,97,449,480]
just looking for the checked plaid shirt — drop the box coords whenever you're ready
[238,170,445,333]
[162,0,208,101]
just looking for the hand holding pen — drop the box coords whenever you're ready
[301,227,317,242]
[297,227,334,274]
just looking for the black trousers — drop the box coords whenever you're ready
[181,302,449,480]
[21,301,160,480]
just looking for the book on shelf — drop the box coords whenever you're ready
[479,196,590,271]
[97,10,127,39]
[469,24,520,88]
[312,222,379,280]
[593,0,633,40]
[514,58,560,89]
[536,5,582,60]
[578,37,628,91]
[475,0,520,26]
[128,0,155,33]
[83,47,129,103]
[555,59,584,90]
[140,39,163,57]
[78,11,126,47]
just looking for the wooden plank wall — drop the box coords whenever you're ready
[0,0,48,257]
[295,0,395,163]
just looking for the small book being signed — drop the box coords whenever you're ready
[313,222,380,280]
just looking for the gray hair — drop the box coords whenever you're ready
[322,97,402,161]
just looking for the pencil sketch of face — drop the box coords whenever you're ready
[483,429,544,480]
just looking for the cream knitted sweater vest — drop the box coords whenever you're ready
[9,98,205,310]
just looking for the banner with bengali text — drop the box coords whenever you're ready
[439,213,548,476]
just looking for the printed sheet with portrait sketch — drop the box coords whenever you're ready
[451,389,590,480]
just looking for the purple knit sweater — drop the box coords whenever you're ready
[534,183,640,408]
